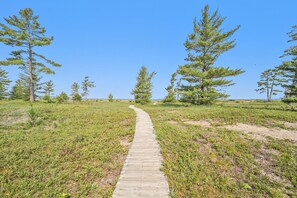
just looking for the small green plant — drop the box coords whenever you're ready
[61,193,71,198]
[27,105,39,126]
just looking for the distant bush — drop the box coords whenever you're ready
[72,93,82,101]
[56,92,69,103]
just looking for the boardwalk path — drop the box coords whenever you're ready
[112,105,169,198]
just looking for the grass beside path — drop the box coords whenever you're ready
[140,101,297,197]
[0,100,135,197]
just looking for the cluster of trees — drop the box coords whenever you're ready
[0,8,61,102]
[132,5,297,105]
[132,5,244,104]
[256,26,297,103]
[0,8,98,102]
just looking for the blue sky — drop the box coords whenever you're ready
[1,0,297,99]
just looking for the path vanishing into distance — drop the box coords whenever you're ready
[112,105,169,198]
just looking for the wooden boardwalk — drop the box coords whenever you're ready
[112,105,169,198]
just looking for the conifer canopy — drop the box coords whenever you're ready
[177,5,244,104]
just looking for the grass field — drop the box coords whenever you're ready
[1,100,297,197]
[0,100,135,197]
[140,101,297,197]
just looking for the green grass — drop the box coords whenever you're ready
[140,101,297,197]
[0,100,135,197]
[1,100,296,197]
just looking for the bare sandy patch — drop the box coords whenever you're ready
[167,120,179,125]
[183,120,212,127]
[120,136,132,148]
[224,123,297,142]
[0,110,27,125]
[183,119,297,142]
[284,122,297,129]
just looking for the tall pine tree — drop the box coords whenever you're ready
[0,68,11,99]
[177,5,244,104]
[279,25,297,100]
[82,76,95,100]
[131,66,156,104]
[0,8,61,102]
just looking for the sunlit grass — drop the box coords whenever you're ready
[0,100,135,197]
[141,100,297,197]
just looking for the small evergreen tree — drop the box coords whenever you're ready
[71,82,79,97]
[108,93,114,102]
[177,5,244,105]
[10,79,24,99]
[43,80,54,98]
[0,68,11,99]
[72,93,82,101]
[256,68,286,102]
[56,92,69,103]
[163,73,177,103]
[0,8,61,102]
[81,76,95,100]
[131,66,156,104]
[279,25,297,101]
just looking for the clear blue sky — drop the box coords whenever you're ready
[1,0,297,99]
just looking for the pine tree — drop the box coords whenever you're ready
[43,80,54,97]
[0,8,61,102]
[177,5,244,105]
[279,25,297,100]
[81,76,95,100]
[56,92,69,103]
[256,68,286,102]
[10,79,24,99]
[19,71,42,101]
[71,82,80,97]
[0,68,11,99]
[131,66,156,104]
[163,73,177,103]
[108,93,114,102]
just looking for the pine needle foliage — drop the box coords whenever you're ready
[177,5,244,105]
[131,66,156,104]
[81,76,95,100]
[279,25,297,99]
[71,82,80,97]
[10,79,24,99]
[256,68,287,102]
[108,93,114,102]
[0,68,11,99]
[0,8,61,102]
[43,80,54,98]
[163,72,177,103]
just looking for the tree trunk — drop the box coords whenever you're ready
[266,79,270,102]
[269,80,274,102]
[29,44,35,102]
